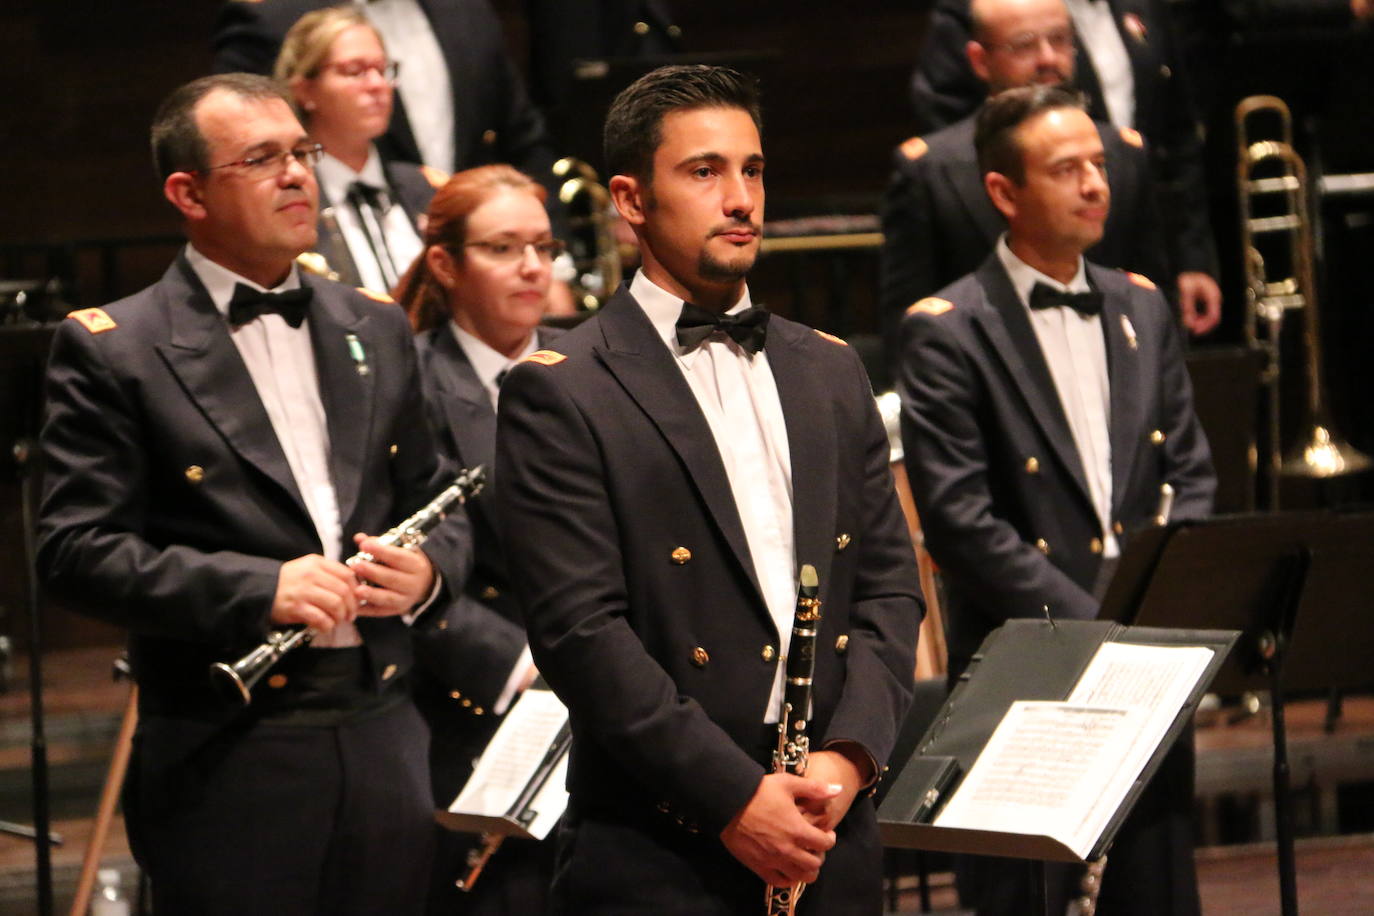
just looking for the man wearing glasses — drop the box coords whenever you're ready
[36,73,470,915]
[905,0,1221,338]
[880,0,1174,371]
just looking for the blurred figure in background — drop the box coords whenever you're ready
[908,0,1222,336]
[276,6,442,290]
[395,164,561,915]
[216,0,557,183]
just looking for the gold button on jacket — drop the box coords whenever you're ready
[670,546,692,564]
[690,647,709,667]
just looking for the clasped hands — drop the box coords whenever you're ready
[720,747,868,889]
[269,532,435,631]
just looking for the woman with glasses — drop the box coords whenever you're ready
[394,165,561,915]
[275,6,441,292]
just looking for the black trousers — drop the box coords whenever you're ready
[126,675,434,915]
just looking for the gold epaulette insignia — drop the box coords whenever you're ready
[296,251,337,279]
[1125,272,1156,291]
[67,307,117,334]
[899,136,929,161]
[357,287,395,304]
[1119,126,1144,149]
[906,297,954,317]
[523,349,567,366]
[420,165,450,189]
[813,329,848,346]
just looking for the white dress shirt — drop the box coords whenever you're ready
[630,271,798,722]
[359,0,456,172]
[316,147,424,294]
[996,236,1119,558]
[1066,0,1136,129]
[450,321,539,411]
[185,245,362,647]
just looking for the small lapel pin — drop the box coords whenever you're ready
[1122,12,1147,44]
[1120,315,1138,350]
[346,333,370,376]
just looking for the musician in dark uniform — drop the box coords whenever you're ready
[879,0,1168,366]
[495,65,921,913]
[908,0,1221,336]
[397,164,564,914]
[897,84,1214,916]
[35,73,470,916]
[275,5,444,291]
[213,0,555,182]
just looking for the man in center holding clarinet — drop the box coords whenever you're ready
[496,64,922,913]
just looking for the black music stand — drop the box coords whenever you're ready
[1100,510,1374,916]
[1,324,59,916]
[878,619,1237,916]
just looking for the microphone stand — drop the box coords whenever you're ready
[2,322,61,916]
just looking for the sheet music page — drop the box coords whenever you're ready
[933,701,1145,858]
[449,688,569,818]
[524,752,571,840]
[934,641,1216,857]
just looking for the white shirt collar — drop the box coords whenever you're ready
[995,233,1091,311]
[316,145,387,209]
[184,243,302,318]
[628,269,754,367]
[449,321,537,395]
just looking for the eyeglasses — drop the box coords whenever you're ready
[986,27,1076,57]
[464,239,567,263]
[199,143,324,178]
[318,60,401,83]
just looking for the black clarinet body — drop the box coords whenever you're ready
[765,564,822,916]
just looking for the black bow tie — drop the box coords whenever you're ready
[227,283,312,328]
[1029,282,1103,317]
[674,302,770,354]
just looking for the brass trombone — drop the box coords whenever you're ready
[1235,95,1369,508]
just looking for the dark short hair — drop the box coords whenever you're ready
[603,64,762,181]
[974,84,1087,184]
[150,73,293,180]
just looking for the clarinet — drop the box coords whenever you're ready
[764,564,822,916]
[209,466,485,705]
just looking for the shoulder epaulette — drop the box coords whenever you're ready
[357,287,395,304]
[813,329,848,346]
[906,297,954,317]
[522,349,567,366]
[67,307,118,334]
[1118,126,1144,149]
[420,165,450,189]
[1125,271,1156,291]
[899,136,929,161]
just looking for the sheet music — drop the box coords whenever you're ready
[524,752,570,841]
[933,701,1144,858]
[933,641,1216,858]
[449,688,568,824]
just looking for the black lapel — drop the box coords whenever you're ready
[765,320,839,601]
[429,325,498,474]
[155,256,311,526]
[969,255,1096,508]
[1072,33,1111,123]
[304,276,373,533]
[419,0,478,168]
[378,95,424,166]
[1090,264,1147,512]
[943,118,1005,246]
[315,201,363,289]
[594,288,767,606]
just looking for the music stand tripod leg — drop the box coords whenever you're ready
[67,685,138,916]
